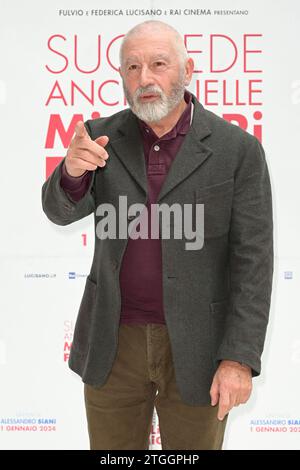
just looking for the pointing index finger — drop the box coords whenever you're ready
[74,121,90,139]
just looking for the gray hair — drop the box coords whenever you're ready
[119,20,189,70]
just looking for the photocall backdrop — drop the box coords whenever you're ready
[0,0,299,450]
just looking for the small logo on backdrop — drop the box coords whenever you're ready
[68,272,88,280]
[24,273,56,279]
[284,271,293,280]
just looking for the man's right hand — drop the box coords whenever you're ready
[65,121,109,177]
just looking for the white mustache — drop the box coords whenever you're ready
[135,87,163,99]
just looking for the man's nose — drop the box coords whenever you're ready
[139,65,155,87]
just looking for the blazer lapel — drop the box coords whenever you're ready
[109,92,213,202]
[157,96,212,202]
[109,111,148,195]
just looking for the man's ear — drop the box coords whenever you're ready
[184,57,194,86]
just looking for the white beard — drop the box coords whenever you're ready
[123,74,186,123]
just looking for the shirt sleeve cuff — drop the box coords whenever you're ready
[60,160,92,202]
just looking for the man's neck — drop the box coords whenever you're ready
[145,97,187,138]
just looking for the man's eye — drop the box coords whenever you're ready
[155,61,165,67]
[128,64,138,71]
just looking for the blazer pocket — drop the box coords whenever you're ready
[71,275,97,356]
[195,178,234,239]
[209,299,229,366]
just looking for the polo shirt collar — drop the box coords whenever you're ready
[138,89,192,140]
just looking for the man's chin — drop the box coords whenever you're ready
[129,101,165,122]
[133,108,169,123]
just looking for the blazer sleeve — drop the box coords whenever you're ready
[216,135,274,376]
[41,121,96,226]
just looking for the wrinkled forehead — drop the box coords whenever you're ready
[122,32,178,63]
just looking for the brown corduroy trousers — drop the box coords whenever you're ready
[84,323,228,450]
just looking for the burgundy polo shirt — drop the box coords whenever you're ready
[60,90,193,325]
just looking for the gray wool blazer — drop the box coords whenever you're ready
[41,91,274,406]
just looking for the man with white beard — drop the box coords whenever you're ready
[42,20,273,450]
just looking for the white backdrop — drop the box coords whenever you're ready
[0,0,300,450]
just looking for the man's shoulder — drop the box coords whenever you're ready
[198,104,265,171]
[202,105,258,148]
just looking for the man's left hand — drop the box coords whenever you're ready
[210,360,253,421]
